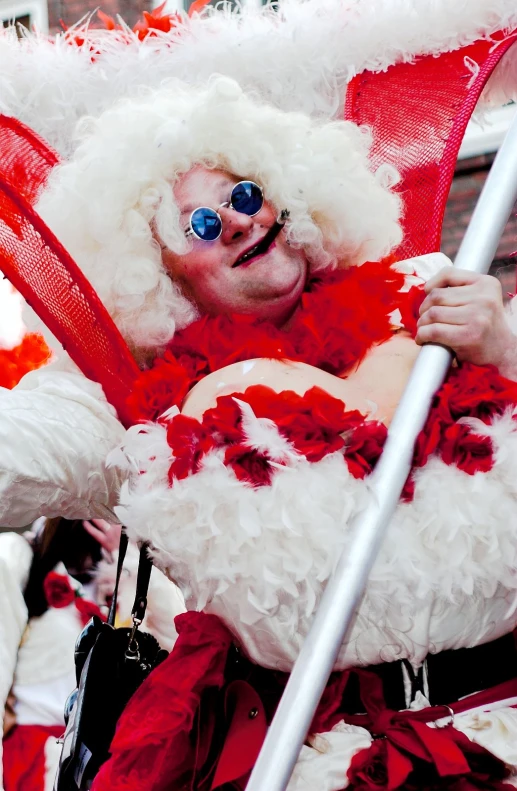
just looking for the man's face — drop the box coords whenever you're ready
[160,167,308,325]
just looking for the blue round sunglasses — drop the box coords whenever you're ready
[185,180,264,242]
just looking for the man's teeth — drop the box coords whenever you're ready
[236,243,262,266]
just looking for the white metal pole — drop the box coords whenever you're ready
[246,110,517,791]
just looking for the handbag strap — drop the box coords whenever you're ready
[125,543,153,660]
[131,543,153,624]
[107,531,129,627]
[107,532,153,642]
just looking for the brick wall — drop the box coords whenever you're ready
[47,0,152,32]
[441,153,517,295]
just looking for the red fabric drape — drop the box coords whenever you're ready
[3,724,63,791]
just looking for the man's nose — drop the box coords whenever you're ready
[219,206,254,244]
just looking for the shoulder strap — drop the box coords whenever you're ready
[131,544,153,624]
[107,531,129,627]
[107,534,153,628]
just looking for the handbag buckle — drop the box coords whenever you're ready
[125,615,142,662]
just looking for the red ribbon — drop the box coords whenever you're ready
[346,670,516,789]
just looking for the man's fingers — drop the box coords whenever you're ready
[417,305,471,327]
[419,285,477,313]
[415,322,469,349]
[89,518,114,533]
[423,267,479,294]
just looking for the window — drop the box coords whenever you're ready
[0,0,48,33]
[157,0,267,12]
[459,103,517,160]
[184,0,238,9]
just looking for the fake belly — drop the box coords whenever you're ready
[182,333,420,427]
[116,342,517,672]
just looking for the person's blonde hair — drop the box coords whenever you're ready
[36,76,402,356]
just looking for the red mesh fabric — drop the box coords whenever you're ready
[0,175,140,426]
[0,115,60,205]
[345,33,517,260]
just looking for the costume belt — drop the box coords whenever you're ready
[342,630,517,715]
[87,613,517,791]
[206,631,517,790]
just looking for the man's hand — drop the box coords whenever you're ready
[82,519,122,561]
[416,267,516,374]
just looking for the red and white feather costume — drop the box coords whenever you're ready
[1,2,517,790]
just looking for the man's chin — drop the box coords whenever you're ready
[243,284,306,326]
[265,265,307,301]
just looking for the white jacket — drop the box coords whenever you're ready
[0,541,96,791]
[0,363,126,528]
[0,532,32,790]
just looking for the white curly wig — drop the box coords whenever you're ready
[36,76,402,357]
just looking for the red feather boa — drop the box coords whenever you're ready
[124,261,517,496]
[126,261,409,423]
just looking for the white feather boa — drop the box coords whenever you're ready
[1,0,517,157]
[114,404,517,673]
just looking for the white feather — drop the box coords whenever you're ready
[115,408,517,672]
[0,0,516,160]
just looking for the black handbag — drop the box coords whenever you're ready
[54,533,168,790]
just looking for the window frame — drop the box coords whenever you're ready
[0,0,48,33]
[154,0,264,11]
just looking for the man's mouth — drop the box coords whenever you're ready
[232,211,289,268]
[232,235,274,268]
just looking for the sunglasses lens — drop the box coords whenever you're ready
[190,207,222,241]
[231,181,263,216]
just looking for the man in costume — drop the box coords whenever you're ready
[0,71,516,790]
[2,2,517,790]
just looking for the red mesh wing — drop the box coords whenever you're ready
[0,115,61,205]
[345,34,517,259]
[0,175,140,427]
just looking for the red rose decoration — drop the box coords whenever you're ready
[283,410,346,461]
[440,423,494,475]
[167,414,214,482]
[400,362,516,501]
[165,385,386,487]
[202,395,245,445]
[75,597,106,627]
[347,740,412,790]
[434,363,517,425]
[345,421,387,479]
[237,385,364,463]
[224,444,274,487]
[43,571,75,609]
[289,388,363,462]
[234,385,304,423]
[415,415,446,467]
